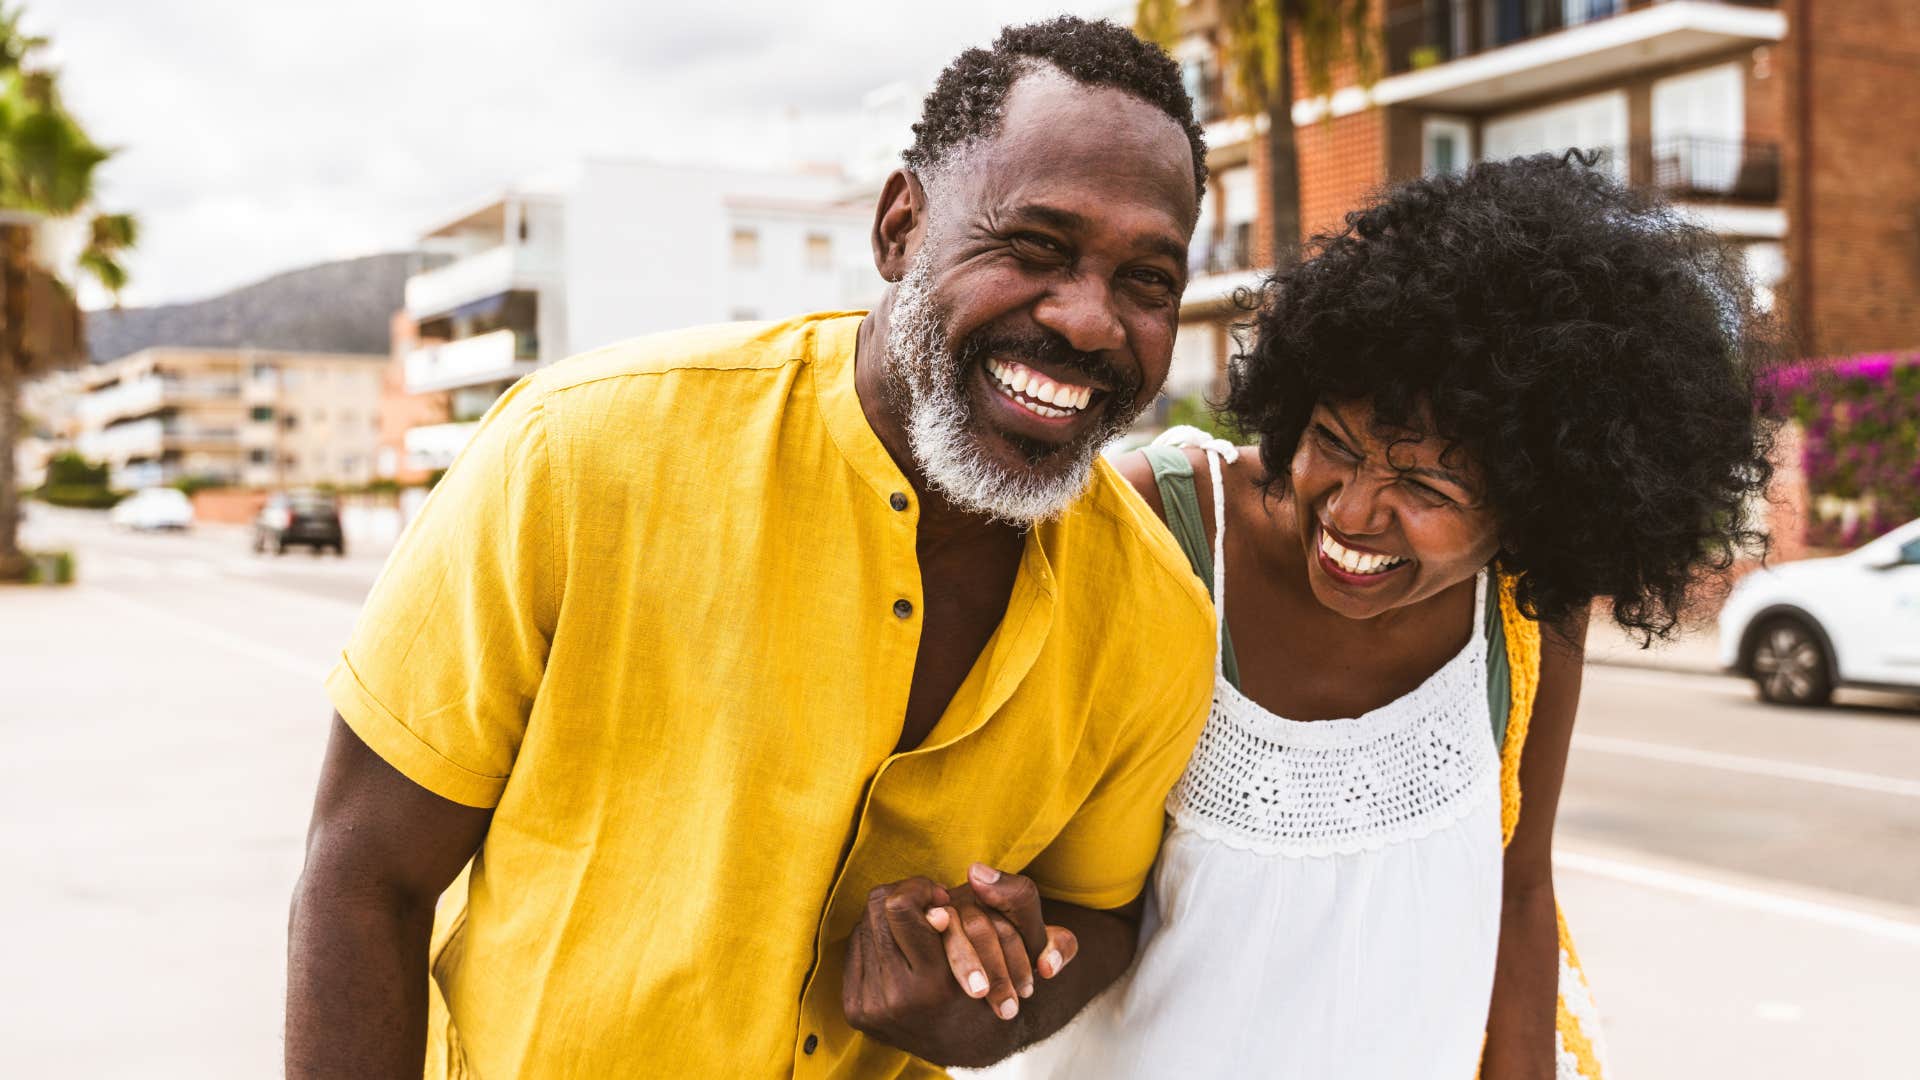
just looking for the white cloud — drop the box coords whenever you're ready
[31,0,1124,308]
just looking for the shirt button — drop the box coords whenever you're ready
[804,1033,819,1055]
[893,599,914,619]
[889,491,910,512]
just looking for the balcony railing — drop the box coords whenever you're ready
[405,329,538,394]
[1386,0,1777,75]
[404,421,479,472]
[1190,222,1257,278]
[1636,135,1780,202]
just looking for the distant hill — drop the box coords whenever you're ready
[85,252,433,364]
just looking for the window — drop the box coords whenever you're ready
[805,232,833,272]
[250,405,275,422]
[731,227,760,268]
[1483,91,1628,178]
[248,448,272,465]
[1422,117,1474,177]
[282,415,298,431]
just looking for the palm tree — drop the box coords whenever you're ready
[0,2,136,581]
[1138,0,1377,268]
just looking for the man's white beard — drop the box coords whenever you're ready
[885,249,1117,525]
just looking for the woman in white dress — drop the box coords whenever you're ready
[955,154,1777,1078]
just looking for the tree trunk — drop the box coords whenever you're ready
[1265,21,1303,269]
[0,224,25,581]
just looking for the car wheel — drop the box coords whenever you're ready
[333,542,347,557]
[1747,616,1834,707]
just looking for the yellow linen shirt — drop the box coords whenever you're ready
[324,311,1215,1078]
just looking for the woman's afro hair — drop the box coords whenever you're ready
[1227,152,1778,640]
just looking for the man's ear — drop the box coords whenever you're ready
[872,169,928,283]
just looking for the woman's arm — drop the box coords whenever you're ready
[1481,606,1590,1078]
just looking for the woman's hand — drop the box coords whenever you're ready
[926,864,1080,1021]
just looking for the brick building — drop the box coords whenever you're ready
[1171,0,1920,376]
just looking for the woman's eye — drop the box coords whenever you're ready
[1405,480,1455,507]
[1313,425,1356,458]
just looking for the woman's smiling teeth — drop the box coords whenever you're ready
[986,357,1095,419]
[1318,527,1409,576]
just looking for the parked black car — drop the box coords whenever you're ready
[254,490,345,555]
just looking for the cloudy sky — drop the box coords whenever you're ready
[34,0,1119,309]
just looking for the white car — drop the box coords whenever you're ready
[1718,517,1920,705]
[109,487,195,532]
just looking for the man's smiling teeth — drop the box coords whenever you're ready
[1318,527,1408,576]
[986,358,1094,418]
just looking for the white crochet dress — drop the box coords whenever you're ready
[997,437,1505,1079]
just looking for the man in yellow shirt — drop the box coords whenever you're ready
[287,17,1214,1078]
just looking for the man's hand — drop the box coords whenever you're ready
[843,876,1001,1067]
[926,864,1079,1022]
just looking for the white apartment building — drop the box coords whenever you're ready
[74,348,386,490]
[397,159,881,474]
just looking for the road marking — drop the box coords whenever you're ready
[1584,664,1750,692]
[1571,733,1920,798]
[1555,850,1920,946]
[93,590,333,683]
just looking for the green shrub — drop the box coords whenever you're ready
[169,474,228,497]
[22,550,75,585]
[45,451,110,488]
[1163,391,1254,445]
[36,484,126,509]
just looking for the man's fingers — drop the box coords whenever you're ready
[874,879,948,973]
[959,905,1020,1021]
[968,863,1048,957]
[1037,924,1079,980]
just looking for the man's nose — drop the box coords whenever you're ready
[1032,272,1125,356]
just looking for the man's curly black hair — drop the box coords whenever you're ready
[902,16,1208,204]
[1227,152,1777,640]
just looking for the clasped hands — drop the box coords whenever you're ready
[842,862,1081,1066]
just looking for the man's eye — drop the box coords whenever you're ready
[1127,268,1175,291]
[1012,233,1066,257]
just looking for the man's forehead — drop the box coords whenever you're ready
[951,67,1197,229]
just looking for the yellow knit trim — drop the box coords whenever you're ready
[1556,996,1606,1079]
[1480,577,1607,1078]
[1496,573,1543,847]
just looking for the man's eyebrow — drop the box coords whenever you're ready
[1008,203,1088,232]
[1008,202,1189,266]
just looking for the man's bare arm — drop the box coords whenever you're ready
[286,714,492,1078]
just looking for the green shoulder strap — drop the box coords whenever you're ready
[1138,445,1240,689]
[1486,577,1511,752]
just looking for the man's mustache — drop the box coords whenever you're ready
[955,328,1139,408]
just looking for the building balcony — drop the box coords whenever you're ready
[78,376,166,426]
[1634,135,1780,203]
[1313,0,1784,117]
[404,329,538,394]
[405,244,558,321]
[78,417,165,462]
[405,421,479,473]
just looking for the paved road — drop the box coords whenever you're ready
[4,507,1917,1078]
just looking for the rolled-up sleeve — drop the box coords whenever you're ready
[324,377,562,808]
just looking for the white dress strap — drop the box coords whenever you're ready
[1153,426,1239,675]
